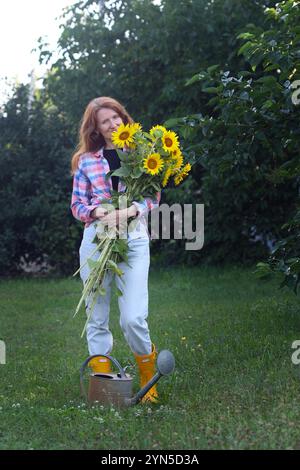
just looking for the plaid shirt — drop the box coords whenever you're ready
[71,147,161,227]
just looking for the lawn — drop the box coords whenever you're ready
[0,265,299,450]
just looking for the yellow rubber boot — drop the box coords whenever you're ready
[134,344,159,404]
[88,356,111,374]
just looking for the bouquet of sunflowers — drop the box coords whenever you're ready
[73,123,191,336]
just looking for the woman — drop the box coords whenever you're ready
[71,97,160,403]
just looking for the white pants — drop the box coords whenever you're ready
[79,222,152,356]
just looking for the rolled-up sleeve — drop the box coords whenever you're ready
[132,192,161,218]
[70,167,98,223]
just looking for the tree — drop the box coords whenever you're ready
[170,0,300,287]
[39,0,273,127]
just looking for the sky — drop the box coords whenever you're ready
[0,0,76,103]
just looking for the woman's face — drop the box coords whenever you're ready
[96,107,123,147]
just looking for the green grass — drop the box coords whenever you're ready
[0,265,300,450]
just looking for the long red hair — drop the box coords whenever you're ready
[71,96,134,174]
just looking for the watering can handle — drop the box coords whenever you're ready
[80,354,127,400]
[81,354,127,378]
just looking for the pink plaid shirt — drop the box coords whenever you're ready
[71,147,160,227]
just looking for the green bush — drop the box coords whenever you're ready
[167,0,300,275]
[0,85,81,276]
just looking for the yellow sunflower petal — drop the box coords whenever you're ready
[131,122,143,133]
[162,167,172,187]
[174,163,191,185]
[172,152,183,171]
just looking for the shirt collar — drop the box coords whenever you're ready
[93,146,126,158]
[93,147,104,158]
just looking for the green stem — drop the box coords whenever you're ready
[80,239,114,337]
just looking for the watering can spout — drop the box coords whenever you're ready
[126,350,175,406]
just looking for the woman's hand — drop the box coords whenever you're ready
[92,206,109,219]
[101,205,138,229]
[100,209,119,229]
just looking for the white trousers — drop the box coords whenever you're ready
[79,222,152,356]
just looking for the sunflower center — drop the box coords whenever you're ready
[119,131,130,140]
[165,138,173,147]
[148,158,158,169]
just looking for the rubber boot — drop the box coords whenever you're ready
[88,356,111,374]
[134,344,158,404]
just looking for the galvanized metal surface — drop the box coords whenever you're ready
[80,351,175,407]
[88,373,133,407]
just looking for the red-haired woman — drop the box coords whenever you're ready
[71,97,160,403]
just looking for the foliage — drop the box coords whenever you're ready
[39,0,273,128]
[168,0,300,280]
[0,85,81,275]
[256,209,300,295]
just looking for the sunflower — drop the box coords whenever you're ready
[171,147,182,159]
[162,130,180,153]
[174,163,191,186]
[149,125,167,138]
[171,149,183,172]
[132,122,143,133]
[126,142,137,150]
[162,167,172,187]
[112,123,136,148]
[143,153,164,175]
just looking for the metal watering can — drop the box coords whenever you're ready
[80,350,175,407]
